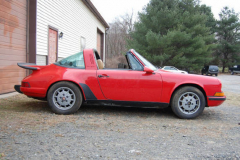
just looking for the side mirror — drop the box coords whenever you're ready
[144,66,154,73]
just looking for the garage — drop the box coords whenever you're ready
[0,0,27,94]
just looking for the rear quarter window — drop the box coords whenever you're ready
[209,66,218,70]
[55,52,85,69]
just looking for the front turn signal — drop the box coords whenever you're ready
[214,92,225,97]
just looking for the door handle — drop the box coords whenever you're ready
[98,75,109,78]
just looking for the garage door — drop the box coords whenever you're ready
[0,0,27,94]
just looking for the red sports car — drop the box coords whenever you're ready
[15,49,226,119]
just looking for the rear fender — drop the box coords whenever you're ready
[46,80,86,101]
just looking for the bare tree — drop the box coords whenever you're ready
[106,11,135,68]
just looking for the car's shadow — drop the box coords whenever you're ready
[79,103,175,118]
[7,98,221,120]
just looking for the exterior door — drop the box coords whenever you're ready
[48,28,58,64]
[97,70,162,102]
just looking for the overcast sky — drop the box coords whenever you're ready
[91,0,240,23]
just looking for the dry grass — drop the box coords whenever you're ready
[0,95,79,132]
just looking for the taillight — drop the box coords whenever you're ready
[21,82,30,88]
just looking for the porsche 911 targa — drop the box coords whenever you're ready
[14,49,226,119]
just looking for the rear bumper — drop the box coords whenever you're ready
[14,85,22,94]
[207,96,226,107]
[208,71,218,74]
[20,87,46,98]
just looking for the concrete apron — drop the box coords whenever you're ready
[0,92,19,99]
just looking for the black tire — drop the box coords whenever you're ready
[171,86,205,119]
[215,74,218,76]
[47,82,82,114]
[231,71,234,75]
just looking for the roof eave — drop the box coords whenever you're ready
[82,0,110,29]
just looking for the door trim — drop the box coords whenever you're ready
[28,0,37,64]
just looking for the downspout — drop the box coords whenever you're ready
[26,0,30,75]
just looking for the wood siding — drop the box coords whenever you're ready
[0,0,27,94]
[36,0,106,64]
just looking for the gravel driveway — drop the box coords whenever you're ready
[0,74,239,159]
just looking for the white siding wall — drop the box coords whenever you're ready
[36,0,106,64]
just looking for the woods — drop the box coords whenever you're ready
[215,7,240,72]
[106,0,240,72]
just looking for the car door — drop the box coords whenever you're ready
[97,53,162,102]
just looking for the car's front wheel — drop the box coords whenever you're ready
[171,86,205,119]
[47,82,82,114]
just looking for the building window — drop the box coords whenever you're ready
[81,37,86,51]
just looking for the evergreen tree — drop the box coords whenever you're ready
[216,7,240,72]
[128,0,216,71]
[198,4,217,34]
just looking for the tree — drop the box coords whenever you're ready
[127,0,216,71]
[105,12,135,68]
[106,12,134,58]
[198,4,217,34]
[215,7,240,72]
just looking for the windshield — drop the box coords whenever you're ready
[55,51,85,68]
[133,50,157,71]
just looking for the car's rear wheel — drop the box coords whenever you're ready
[171,86,205,119]
[47,82,82,114]
[215,74,218,76]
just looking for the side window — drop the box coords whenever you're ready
[127,53,143,71]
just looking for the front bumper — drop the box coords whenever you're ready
[207,96,226,106]
[14,85,22,94]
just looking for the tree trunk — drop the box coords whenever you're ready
[222,66,225,73]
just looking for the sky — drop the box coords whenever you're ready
[91,0,240,23]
